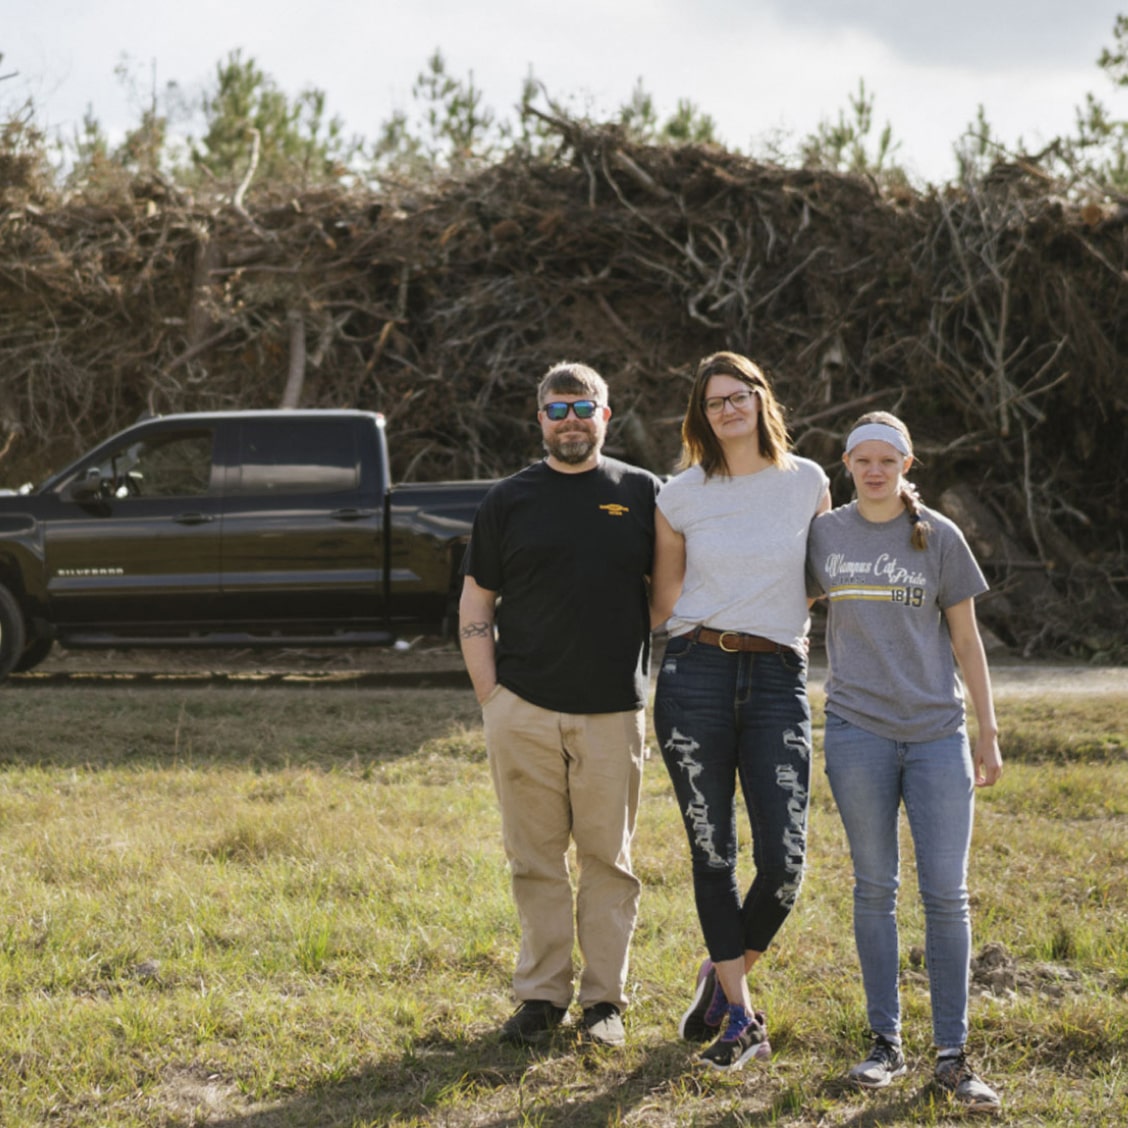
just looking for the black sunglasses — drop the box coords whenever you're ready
[542,400,600,421]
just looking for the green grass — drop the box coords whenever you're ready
[0,683,1124,1125]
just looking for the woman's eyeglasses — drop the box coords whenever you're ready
[542,400,600,421]
[702,390,755,415]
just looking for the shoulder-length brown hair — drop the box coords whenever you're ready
[678,351,793,478]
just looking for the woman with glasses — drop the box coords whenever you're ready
[650,351,830,1070]
[806,412,1002,1113]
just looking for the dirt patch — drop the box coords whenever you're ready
[155,1067,260,1121]
[901,941,1091,1002]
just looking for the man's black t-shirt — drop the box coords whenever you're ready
[462,456,660,714]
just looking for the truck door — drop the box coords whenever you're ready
[219,417,384,624]
[43,425,222,630]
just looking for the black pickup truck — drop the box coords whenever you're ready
[0,410,494,678]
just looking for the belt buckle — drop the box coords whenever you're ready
[717,631,741,653]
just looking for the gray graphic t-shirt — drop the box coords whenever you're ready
[807,501,987,742]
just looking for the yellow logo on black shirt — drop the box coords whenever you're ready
[600,503,630,517]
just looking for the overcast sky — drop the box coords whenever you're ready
[4,1,1125,184]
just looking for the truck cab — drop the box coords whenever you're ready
[0,410,494,677]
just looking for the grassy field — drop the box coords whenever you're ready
[0,675,1125,1127]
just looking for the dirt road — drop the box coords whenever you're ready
[16,644,1128,694]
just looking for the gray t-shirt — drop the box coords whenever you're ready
[658,456,829,651]
[807,501,988,742]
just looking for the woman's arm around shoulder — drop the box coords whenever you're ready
[945,597,1003,787]
[805,487,833,606]
[650,508,686,631]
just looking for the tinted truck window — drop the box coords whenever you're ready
[234,419,358,494]
[84,430,214,499]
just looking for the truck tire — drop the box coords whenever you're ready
[13,634,53,673]
[0,584,26,680]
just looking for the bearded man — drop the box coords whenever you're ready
[459,361,661,1047]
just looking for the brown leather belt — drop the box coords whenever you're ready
[690,627,783,653]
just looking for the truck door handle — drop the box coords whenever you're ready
[330,508,377,521]
[173,512,215,525]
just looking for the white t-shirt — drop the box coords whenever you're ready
[657,456,829,651]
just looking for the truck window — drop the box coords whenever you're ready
[81,430,214,499]
[233,419,359,495]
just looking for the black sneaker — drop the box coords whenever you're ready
[678,959,727,1042]
[848,1033,907,1089]
[499,1000,568,1044]
[934,1050,1001,1114]
[697,1007,771,1071]
[581,1002,625,1046]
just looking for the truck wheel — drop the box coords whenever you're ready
[13,635,53,673]
[0,584,28,680]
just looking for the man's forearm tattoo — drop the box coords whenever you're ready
[460,620,492,639]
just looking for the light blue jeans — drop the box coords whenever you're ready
[823,712,975,1049]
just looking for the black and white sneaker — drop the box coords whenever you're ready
[697,1006,771,1071]
[934,1050,1001,1114]
[848,1032,907,1089]
[581,1002,625,1046]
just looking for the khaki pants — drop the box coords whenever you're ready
[482,685,644,1010]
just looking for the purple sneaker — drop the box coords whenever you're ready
[678,959,727,1042]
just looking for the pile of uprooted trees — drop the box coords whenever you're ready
[1,114,1125,660]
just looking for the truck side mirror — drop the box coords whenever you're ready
[64,468,103,502]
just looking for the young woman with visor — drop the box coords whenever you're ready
[806,411,1003,1113]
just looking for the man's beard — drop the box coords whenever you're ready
[544,428,601,464]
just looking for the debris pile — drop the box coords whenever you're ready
[2,117,1125,658]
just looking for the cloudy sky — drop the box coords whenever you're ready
[4,0,1125,184]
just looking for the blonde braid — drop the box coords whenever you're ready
[900,482,932,550]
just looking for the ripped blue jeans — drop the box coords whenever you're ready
[653,633,812,961]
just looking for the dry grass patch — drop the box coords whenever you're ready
[0,682,1122,1125]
